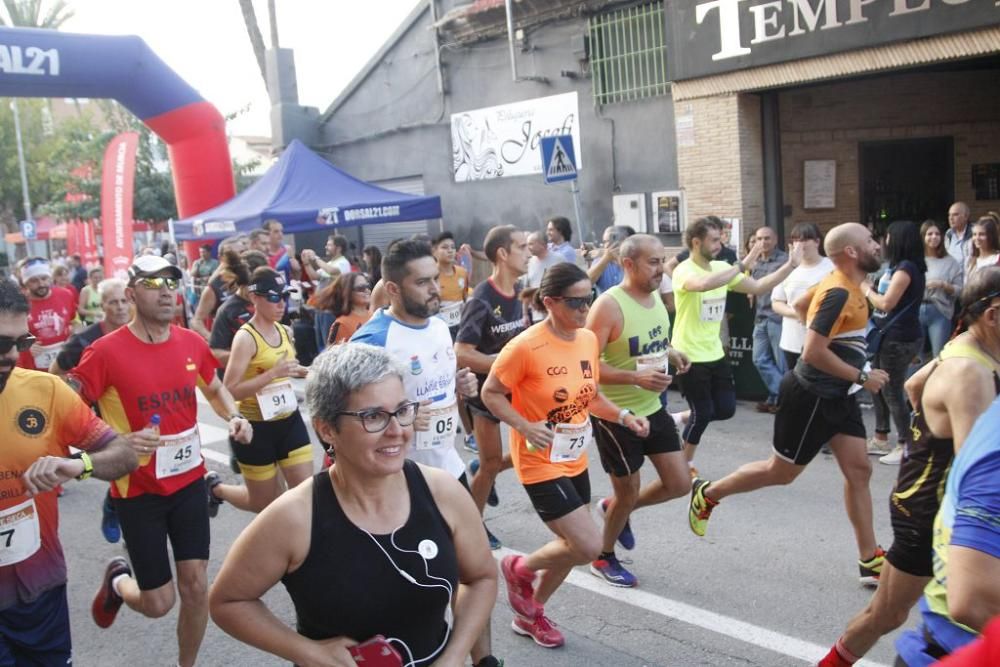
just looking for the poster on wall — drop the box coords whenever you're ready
[451,92,582,183]
[652,191,685,233]
[804,160,836,209]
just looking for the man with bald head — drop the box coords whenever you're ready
[689,222,892,586]
[586,234,692,587]
[946,201,973,270]
[525,230,565,324]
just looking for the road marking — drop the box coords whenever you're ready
[495,548,888,667]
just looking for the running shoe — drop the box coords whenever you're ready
[879,445,904,465]
[473,656,504,667]
[511,613,564,648]
[92,556,130,628]
[593,497,635,551]
[590,554,638,588]
[859,546,886,586]
[469,458,499,507]
[485,524,502,550]
[205,471,224,519]
[101,492,121,544]
[688,478,716,537]
[866,437,892,456]
[500,555,540,619]
[463,434,479,454]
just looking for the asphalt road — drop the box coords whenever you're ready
[58,389,913,666]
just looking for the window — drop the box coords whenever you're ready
[589,2,669,106]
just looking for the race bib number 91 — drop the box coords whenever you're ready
[257,379,298,421]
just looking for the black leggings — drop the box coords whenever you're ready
[680,358,736,445]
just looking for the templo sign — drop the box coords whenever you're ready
[451,92,582,183]
[665,0,1000,82]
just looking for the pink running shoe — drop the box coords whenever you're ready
[500,555,540,619]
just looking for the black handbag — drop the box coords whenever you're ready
[866,298,917,360]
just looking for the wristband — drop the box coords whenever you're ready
[227,414,243,423]
[617,408,634,425]
[69,451,94,481]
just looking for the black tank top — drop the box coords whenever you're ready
[281,460,458,665]
[893,344,1000,521]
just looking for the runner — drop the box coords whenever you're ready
[16,258,77,373]
[671,217,800,470]
[208,267,313,515]
[456,225,530,548]
[0,280,136,666]
[483,262,649,648]
[77,266,105,325]
[586,234,692,587]
[68,255,252,667]
[350,239,502,667]
[190,236,248,340]
[820,266,1000,666]
[895,394,1000,665]
[687,222,890,585]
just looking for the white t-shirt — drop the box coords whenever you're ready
[349,309,465,479]
[659,274,673,294]
[526,252,566,323]
[771,257,834,354]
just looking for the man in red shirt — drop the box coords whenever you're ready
[68,256,252,667]
[17,258,77,372]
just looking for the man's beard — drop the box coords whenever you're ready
[403,292,438,319]
[859,250,882,273]
[30,286,50,299]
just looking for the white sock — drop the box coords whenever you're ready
[111,573,129,597]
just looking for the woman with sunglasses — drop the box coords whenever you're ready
[481,262,649,649]
[208,267,312,514]
[311,271,371,347]
[210,342,496,667]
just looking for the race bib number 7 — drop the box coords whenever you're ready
[0,498,41,567]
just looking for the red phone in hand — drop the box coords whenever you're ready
[348,636,403,666]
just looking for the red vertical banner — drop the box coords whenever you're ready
[101,132,139,280]
[82,219,99,268]
[66,219,81,258]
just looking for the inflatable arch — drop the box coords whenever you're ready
[0,26,234,229]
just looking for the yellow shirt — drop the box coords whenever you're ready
[237,322,297,421]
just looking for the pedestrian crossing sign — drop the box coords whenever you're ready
[540,135,578,184]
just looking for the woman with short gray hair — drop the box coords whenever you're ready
[210,343,497,667]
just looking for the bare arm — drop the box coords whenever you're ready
[733,260,797,296]
[455,342,495,376]
[863,269,912,312]
[663,254,680,279]
[199,375,253,443]
[22,435,138,496]
[771,298,798,319]
[586,245,618,283]
[222,330,301,401]
[801,329,887,393]
[423,468,498,666]
[947,545,1000,632]
[680,263,743,293]
[191,284,217,340]
[792,286,817,323]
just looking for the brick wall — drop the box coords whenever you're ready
[779,69,1000,233]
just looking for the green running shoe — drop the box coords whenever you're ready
[688,478,716,537]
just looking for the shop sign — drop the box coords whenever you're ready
[666,0,1000,82]
[451,92,582,183]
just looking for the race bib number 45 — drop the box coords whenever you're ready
[0,498,41,567]
[156,427,202,479]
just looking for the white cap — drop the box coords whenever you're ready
[127,255,183,283]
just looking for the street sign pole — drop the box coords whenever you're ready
[10,100,33,225]
[570,179,585,244]
[540,134,585,245]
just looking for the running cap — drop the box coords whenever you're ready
[127,255,183,284]
[20,258,52,282]
[248,272,295,297]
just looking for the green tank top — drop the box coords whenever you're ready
[599,285,672,417]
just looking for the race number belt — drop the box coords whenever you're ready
[636,351,669,374]
[700,297,725,323]
[547,421,592,463]
[31,342,63,370]
[0,498,41,566]
[257,379,297,421]
[155,425,202,479]
[415,401,458,451]
[438,301,463,328]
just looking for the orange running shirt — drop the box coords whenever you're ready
[491,322,600,485]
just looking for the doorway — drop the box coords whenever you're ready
[859,137,954,235]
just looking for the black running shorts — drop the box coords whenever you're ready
[523,471,591,523]
[113,477,210,591]
[232,409,311,467]
[593,408,680,478]
[772,373,866,466]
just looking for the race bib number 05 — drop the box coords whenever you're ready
[415,403,459,450]
[257,379,298,421]
[0,498,41,567]
[156,427,202,479]
[548,421,592,463]
[700,297,725,323]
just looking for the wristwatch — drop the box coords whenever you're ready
[617,408,634,425]
[227,414,243,423]
[68,451,93,481]
[857,369,869,385]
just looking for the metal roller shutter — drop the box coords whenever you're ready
[360,176,435,252]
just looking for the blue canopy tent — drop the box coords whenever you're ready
[173,139,442,240]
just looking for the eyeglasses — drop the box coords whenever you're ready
[134,277,179,291]
[336,401,420,433]
[24,257,48,267]
[551,294,594,310]
[0,334,37,355]
[353,284,372,292]
[253,292,285,303]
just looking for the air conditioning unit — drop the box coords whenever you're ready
[612,193,647,233]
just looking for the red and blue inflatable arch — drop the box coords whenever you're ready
[0,26,234,223]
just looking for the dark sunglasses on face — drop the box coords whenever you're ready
[353,284,372,292]
[254,292,285,303]
[134,277,179,291]
[0,334,37,355]
[552,294,594,310]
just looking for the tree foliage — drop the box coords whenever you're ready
[0,0,73,29]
